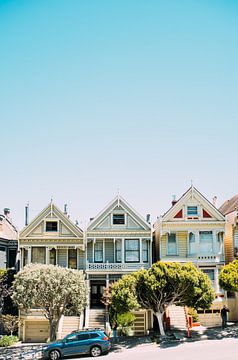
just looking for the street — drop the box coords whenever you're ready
[69,339,238,360]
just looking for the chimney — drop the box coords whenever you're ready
[64,204,68,215]
[4,208,10,217]
[146,214,151,223]
[25,203,29,226]
[212,196,217,207]
[90,217,94,222]
[172,195,177,206]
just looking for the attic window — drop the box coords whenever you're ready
[46,221,58,232]
[187,206,198,216]
[113,214,125,225]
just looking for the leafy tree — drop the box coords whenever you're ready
[219,259,238,291]
[1,314,19,335]
[12,264,87,341]
[111,261,215,336]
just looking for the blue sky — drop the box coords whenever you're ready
[0,0,237,228]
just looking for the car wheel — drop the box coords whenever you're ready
[90,345,102,357]
[49,349,61,360]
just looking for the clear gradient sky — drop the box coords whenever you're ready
[0,0,238,228]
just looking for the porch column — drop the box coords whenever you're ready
[121,238,125,263]
[45,247,50,265]
[106,274,109,287]
[150,239,153,266]
[27,246,32,264]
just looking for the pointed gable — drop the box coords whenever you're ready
[20,203,83,239]
[87,196,151,232]
[163,186,225,222]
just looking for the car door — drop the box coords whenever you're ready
[74,333,91,354]
[63,334,80,356]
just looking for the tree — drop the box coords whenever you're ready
[12,264,87,341]
[111,261,215,336]
[1,314,19,336]
[219,259,238,291]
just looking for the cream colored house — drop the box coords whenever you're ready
[85,195,153,335]
[219,195,238,321]
[19,202,85,342]
[154,186,226,327]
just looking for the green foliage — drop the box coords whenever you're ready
[1,315,19,335]
[12,264,88,341]
[116,312,136,336]
[111,274,139,314]
[219,260,238,292]
[0,335,18,347]
[111,261,215,335]
[188,308,199,322]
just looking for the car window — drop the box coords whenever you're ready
[66,334,78,343]
[77,334,90,341]
[90,333,99,339]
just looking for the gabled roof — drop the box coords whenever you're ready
[219,195,238,215]
[87,195,151,232]
[162,186,225,222]
[20,202,83,238]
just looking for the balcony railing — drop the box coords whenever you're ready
[86,262,150,271]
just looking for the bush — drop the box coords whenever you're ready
[116,312,136,336]
[188,308,199,322]
[0,335,18,347]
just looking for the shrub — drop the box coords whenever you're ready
[188,308,199,322]
[0,335,18,347]
[116,312,136,336]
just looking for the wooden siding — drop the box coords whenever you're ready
[57,249,67,267]
[177,232,187,257]
[87,242,93,262]
[78,250,84,270]
[224,212,235,264]
[105,240,114,262]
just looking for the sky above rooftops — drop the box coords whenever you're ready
[0,0,237,228]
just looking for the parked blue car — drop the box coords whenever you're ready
[43,329,111,359]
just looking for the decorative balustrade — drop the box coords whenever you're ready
[86,262,150,271]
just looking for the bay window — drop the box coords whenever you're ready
[68,249,77,269]
[94,242,103,262]
[115,241,121,262]
[199,231,213,254]
[125,239,139,262]
[142,240,149,262]
[167,234,177,255]
[188,232,196,255]
[31,247,46,264]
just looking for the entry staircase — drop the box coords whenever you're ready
[167,305,187,330]
[88,308,106,329]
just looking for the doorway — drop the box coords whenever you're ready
[90,282,105,308]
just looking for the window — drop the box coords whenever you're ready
[23,248,28,266]
[167,234,177,255]
[78,334,90,341]
[188,233,196,255]
[202,269,215,283]
[68,249,77,269]
[187,206,198,216]
[46,221,58,232]
[90,333,99,339]
[66,334,78,343]
[115,241,121,262]
[49,248,56,265]
[125,239,139,262]
[199,231,213,254]
[142,241,149,262]
[113,214,125,225]
[94,242,103,262]
[31,247,46,264]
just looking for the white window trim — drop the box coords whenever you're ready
[166,233,178,256]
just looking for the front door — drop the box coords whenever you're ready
[90,283,105,307]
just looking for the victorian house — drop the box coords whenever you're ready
[19,202,85,342]
[154,186,226,327]
[85,195,153,335]
[0,208,18,269]
[219,195,238,321]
